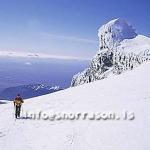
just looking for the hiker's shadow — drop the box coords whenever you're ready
[17,116,32,120]
[0,101,7,104]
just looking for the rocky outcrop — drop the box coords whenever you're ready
[71,18,150,87]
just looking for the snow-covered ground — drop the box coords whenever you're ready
[118,35,150,54]
[0,61,150,150]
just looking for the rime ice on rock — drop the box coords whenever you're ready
[98,18,137,50]
[71,18,150,87]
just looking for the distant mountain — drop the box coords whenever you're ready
[71,18,150,86]
[0,84,63,100]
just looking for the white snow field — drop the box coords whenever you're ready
[1,61,150,150]
[118,35,150,54]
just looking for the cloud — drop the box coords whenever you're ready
[25,62,32,65]
[0,51,90,61]
[41,32,98,44]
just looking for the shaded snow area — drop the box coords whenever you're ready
[0,61,150,150]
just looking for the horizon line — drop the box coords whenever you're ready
[0,50,91,61]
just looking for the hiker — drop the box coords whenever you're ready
[14,94,24,118]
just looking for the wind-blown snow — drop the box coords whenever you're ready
[0,61,150,150]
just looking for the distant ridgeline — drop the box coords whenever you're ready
[0,84,62,100]
[71,18,150,86]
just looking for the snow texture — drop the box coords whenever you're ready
[1,61,150,150]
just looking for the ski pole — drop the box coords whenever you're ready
[13,100,15,119]
[21,105,24,117]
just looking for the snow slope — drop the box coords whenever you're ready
[118,35,150,54]
[1,61,150,150]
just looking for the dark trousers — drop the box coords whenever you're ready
[15,105,21,118]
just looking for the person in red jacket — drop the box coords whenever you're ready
[13,94,24,118]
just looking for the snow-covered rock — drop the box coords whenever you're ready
[71,18,150,86]
[98,18,137,50]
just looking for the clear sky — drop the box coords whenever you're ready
[0,0,149,59]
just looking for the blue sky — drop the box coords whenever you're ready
[0,0,149,59]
